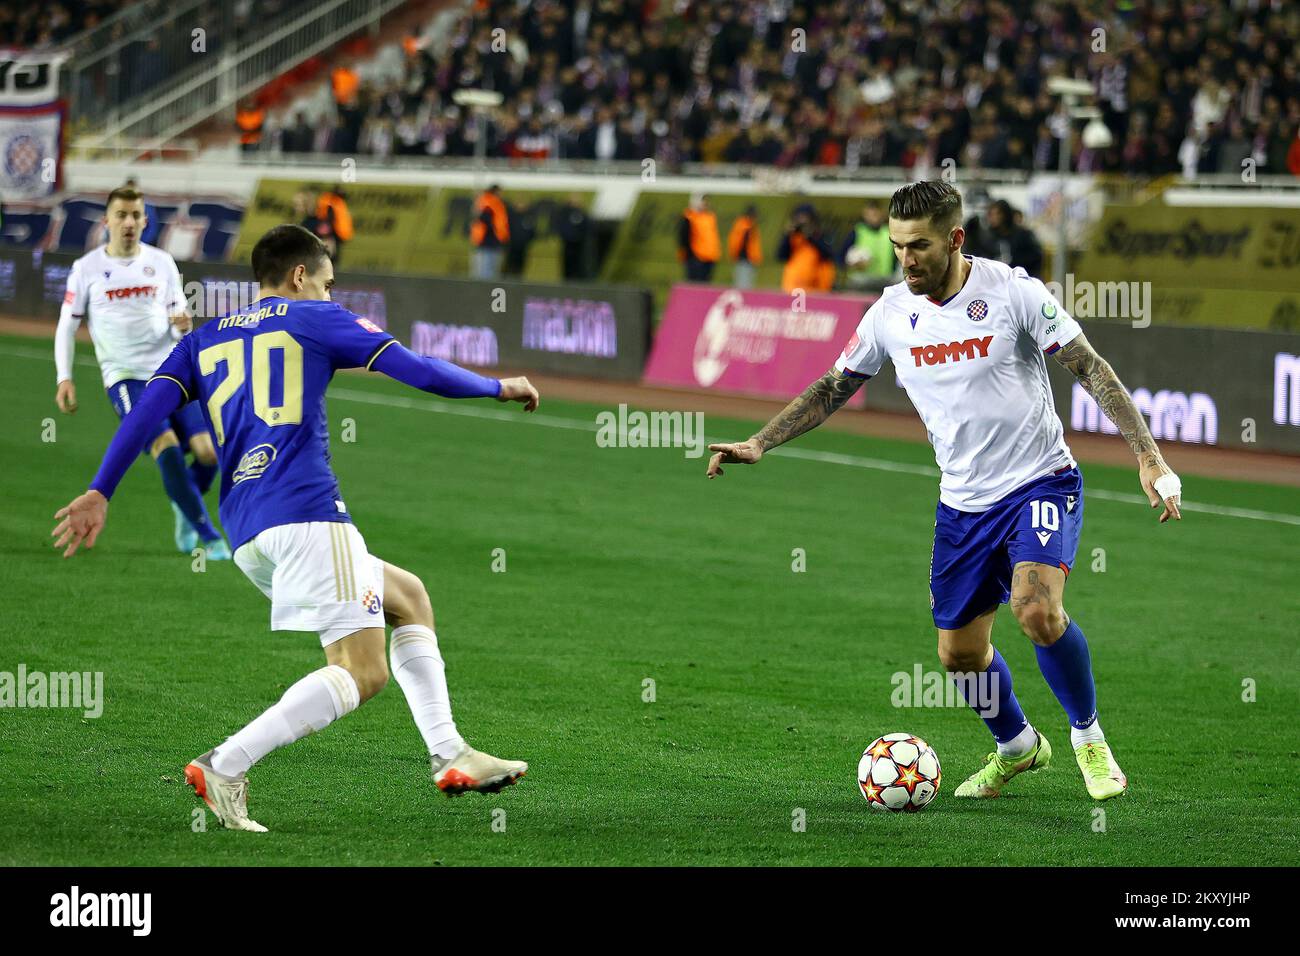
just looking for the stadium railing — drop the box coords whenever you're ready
[242,154,1034,187]
[79,0,407,146]
[61,2,318,139]
[64,138,203,164]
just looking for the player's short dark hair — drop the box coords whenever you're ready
[251,224,329,286]
[889,181,963,232]
[105,186,143,209]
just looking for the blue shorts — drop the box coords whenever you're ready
[929,466,1084,630]
[106,379,209,454]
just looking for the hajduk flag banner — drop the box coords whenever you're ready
[0,50,66,200]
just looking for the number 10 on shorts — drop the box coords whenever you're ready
[1030,500,1059,531]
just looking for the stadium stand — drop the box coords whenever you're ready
[239,0,1298,176]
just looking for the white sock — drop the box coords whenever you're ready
[996,722,1039,758]
[389,625,463,760]
[211,664,360,777]
[1071,719,1106,748]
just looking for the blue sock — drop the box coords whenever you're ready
[156,445,220,542]
[190,458,217,495]
[949,649,1030,744]
[1034,620,1098,729]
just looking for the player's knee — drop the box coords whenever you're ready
[149,431,179,458]
[350,658,390,701]
[1014,602,1067,645]
[937,641,986,673]
[190,436,217,465]
[412,585,434,627]
[385,570,434,629]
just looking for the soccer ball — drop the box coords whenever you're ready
[858,733,942,812]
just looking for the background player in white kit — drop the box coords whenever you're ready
[54,186,230,558]
[707,181,1183,802]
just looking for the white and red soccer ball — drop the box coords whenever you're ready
[858,733,942,812]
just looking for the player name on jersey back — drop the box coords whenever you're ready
[215,301,290,330]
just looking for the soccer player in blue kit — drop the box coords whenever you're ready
[707,182,1184,802]
[53,225,539,830]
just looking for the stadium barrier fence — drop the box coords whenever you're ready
[645,282,1300,456]
[0,246,651,382]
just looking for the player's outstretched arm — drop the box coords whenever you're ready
[51,378,184,557]
[706,367,865,478]
[1053,333,1182,523]
[369,342,539,411]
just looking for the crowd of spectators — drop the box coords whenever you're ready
[0,2,126,48]
[262,0,1298,178]
[10,0,1297,179]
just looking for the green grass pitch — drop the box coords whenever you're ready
[1,332,1297,866]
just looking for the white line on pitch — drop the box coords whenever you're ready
[330,387,1300,527]
[2,345,1296,527]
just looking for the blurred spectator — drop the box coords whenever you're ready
[556,194,595,281]
[678,193,720,283]
[727,204,762,290]
[282,112,314,154]
[840,201,896,288]
[503,200,535,277]
[292,188,322,235]
[778,204,835,293]
[331,62,360,108]
[236,100,265,153]
[577,106,633,161]
[315,186,353,265]
[293,186,340,261]
[964,199,1044,278]
[470,184,510,279]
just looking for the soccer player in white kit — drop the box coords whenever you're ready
[54,186,230,558]
[707,181,1184,801]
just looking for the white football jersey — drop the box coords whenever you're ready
[835,256,1082,512]
[59,244,187,388]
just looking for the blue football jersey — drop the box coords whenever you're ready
[149,297,396,548]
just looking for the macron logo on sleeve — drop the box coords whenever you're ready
[909,335,994,367]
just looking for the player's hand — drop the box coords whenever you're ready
[706,439,763,478]
[55,380,78,414]
[51,490,108,558]
[170,313,193,334]
[1139,458,1182,523]
[497,376,539,412]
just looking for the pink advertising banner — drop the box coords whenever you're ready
[644,285,877,406]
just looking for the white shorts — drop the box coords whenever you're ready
[234,521,386,646]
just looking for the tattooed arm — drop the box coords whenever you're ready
[705,368,865,477]
[1053,332,1182,522]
